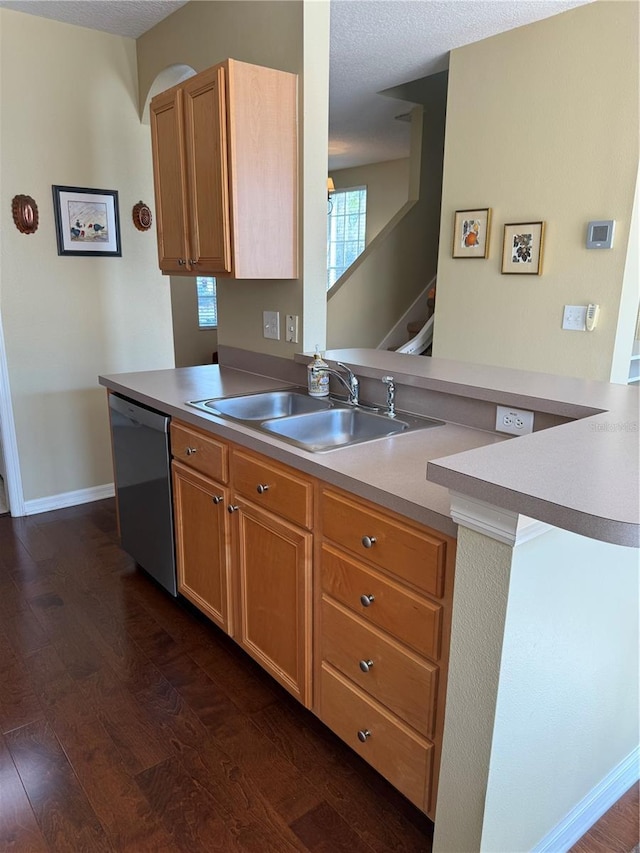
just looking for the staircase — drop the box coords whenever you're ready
[395,287,436,356]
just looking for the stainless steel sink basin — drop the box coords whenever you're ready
[189,390,332,420]
[188,389,444,452]
[260,407,410,452]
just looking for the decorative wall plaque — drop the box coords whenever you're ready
[132,201,152,232]
[12,194,39,234]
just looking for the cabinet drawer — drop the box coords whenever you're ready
[232,448,312,529]
[319,662,432,811]
[171,422,228,482]
[321,490,446,598]
[321,596,438,738]
[321,544,442,661]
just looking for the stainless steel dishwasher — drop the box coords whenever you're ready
[108,393,177,596]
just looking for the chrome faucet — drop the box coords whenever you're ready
[325,361,360,405]
[382,375,396,418]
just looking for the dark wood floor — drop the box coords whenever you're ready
[0,499,637,852]
[0,499,434,852]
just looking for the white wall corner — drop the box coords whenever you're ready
[531,746,640,853]
[450,491,552,546]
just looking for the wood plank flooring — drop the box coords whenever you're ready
[0,500,433,852]
[0,499,637,852]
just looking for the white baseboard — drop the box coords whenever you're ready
[23,483,115,516]
[532,745,640,853]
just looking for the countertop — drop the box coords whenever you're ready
[99,363,507,538]
[100,349,640,547]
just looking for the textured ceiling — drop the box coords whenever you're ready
[0,0,188,38]
[0,0,592,168]
[329,0,592,169]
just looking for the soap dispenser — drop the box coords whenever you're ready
[307,348,330,397]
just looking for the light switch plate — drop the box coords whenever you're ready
[562,305,587,331]
[263,310,280,340]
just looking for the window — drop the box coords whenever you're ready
[196,277,217,328]
[327,186,367,289]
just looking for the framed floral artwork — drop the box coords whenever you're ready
[452,208,491,258]
[502,221,545,275]
[52,185,121,257]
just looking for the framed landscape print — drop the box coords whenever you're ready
[52,185,121,257]
[502,221,545,275]
[452,208,491,259]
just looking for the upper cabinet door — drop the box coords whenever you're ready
[150,59,298,279]
[150,87,191,274]
[182,67,232,275]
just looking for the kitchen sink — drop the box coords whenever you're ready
[260,407,410,452]
[188,389,444,452]
[189,389,332,420]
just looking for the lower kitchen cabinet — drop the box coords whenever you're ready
[170,422,313,706]
[232,498,312,705]
[172,461,232,634]
[316,485,456,820]
[169,420,455,819]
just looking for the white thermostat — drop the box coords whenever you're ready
[586,220,615,249]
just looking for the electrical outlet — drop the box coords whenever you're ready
[496,405,534,436]
[285,314,299,343]
[263,310,280,340]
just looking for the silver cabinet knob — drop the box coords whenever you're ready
[185,446,197,456]
[212,495,224,505]
[256,484,269,494]
[190,259,198,265]
[357,729,371,743]
[177,259,185,266]
[227,505,239,514]
[359,659,374,673]
[361,536,377,548]
[360,594,375,607]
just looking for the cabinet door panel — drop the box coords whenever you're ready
[235,501,312,706]
[172,462,232,634]
[150,88,190,272]
[183,67,232,273]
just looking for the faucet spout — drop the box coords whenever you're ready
[326,362,360,405]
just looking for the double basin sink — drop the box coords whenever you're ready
[188,389,443,453]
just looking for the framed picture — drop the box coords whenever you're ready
[502,221,545,275]
[452,208,491,259]
[52,185,121,257]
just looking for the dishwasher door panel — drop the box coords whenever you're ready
[109,395,177,596]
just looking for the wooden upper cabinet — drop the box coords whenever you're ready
[150,59,298,279]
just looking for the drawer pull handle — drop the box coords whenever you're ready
[357,729,371,743]
[360,594,375,607]
[359,659,374,673]
[185,446,197,456]
[212,495,224,505]
[227,505,239,514]
[361,536,377,548]
[256,484,270,494]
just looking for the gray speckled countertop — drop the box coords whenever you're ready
[100,348,639,547]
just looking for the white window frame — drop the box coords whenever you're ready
[196,277,217,329]
[327,185,367,289]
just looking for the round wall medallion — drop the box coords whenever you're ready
[132,201,153,231]
[12,194,39,234]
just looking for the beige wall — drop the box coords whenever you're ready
[0,10,174,507]
[434,524,639,852]
[328,72,447,350]
[136,0,330,358]
[330,158,410,246]
[170,279,218,367]
[432,1,639,382]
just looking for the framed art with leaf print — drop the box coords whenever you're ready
[452,208,491,259]
[501,221,545,275]
[52,185,121,257]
